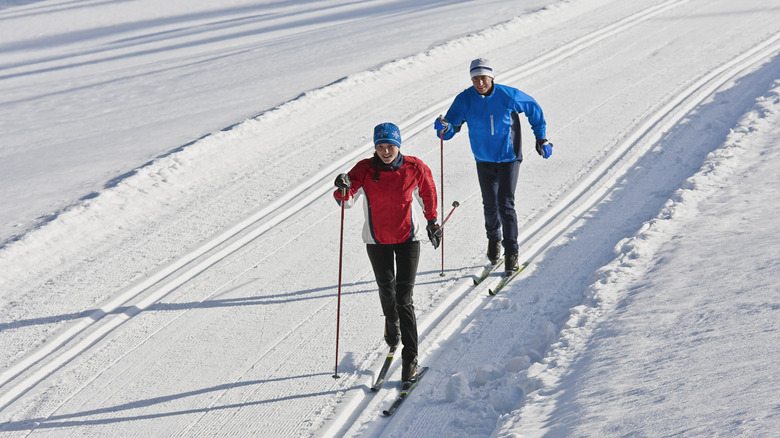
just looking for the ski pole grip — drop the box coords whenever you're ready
[440,200,460,228]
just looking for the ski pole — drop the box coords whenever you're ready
[333,188,346,379]
[439,201,460,229]
[439,124,446,277]
[434,201,460,241]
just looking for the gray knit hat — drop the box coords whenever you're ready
[469,58,494,78]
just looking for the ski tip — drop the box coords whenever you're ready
[382,410,392,416]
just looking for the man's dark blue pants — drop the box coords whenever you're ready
[476,160,520,255]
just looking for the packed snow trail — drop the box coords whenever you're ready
[0,0,556,243]
[1,0,779,437]
[496,73,780,438]
[0,0,693,410]
[340,25,780,438]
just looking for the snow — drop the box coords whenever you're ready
[1,0,779,436]
[496,83,780,438]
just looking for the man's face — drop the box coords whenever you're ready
[471,75,493,95]
[376,143,399,164]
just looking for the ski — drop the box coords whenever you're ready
[488,261,529,296]
[473,258,504,285]
[382,366,429,416]
[370,346,397,391]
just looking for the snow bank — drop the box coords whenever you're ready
[493,79,780,436]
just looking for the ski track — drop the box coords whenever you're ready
[340,5,780,438]
[493,80,780,437]
[1,0,780,436]
[0,0,685,413]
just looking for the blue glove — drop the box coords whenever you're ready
[535,139,553,159]
[434,115,450,136]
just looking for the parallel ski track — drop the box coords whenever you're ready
[0,0,691,415]
[2,1,777,432]
[328,27,780,438]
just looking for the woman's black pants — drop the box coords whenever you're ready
[366,241,420,362]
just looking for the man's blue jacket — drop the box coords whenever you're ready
[442,83,546,163]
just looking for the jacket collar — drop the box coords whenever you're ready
[473,84,495,98]
[375,152,404,171]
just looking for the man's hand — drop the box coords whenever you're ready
[535,139,553,159]
[434,115,450,136]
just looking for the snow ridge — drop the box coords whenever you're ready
[493,81,780,437]
[0,0,583,291]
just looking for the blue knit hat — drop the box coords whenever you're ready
[373,122,401,148]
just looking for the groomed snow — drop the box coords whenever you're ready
[1,0,779,437]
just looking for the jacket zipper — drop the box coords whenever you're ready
[490,115,494,135]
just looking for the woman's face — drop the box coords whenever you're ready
[376,143,399,164]
[471,75,493,95]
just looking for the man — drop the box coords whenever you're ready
[435,58,552,275]
[334,122,439,384]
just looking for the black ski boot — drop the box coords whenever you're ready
[401,358,418,388]
[487,239,502,264]
[384,318,400,348]
[505,253,519,276]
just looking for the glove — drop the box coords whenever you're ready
[434,115,450,135]
[334,173,351,190]
[535,139,553,159]
[426,220,441,249]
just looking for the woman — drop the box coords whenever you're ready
[333,122,439,384]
